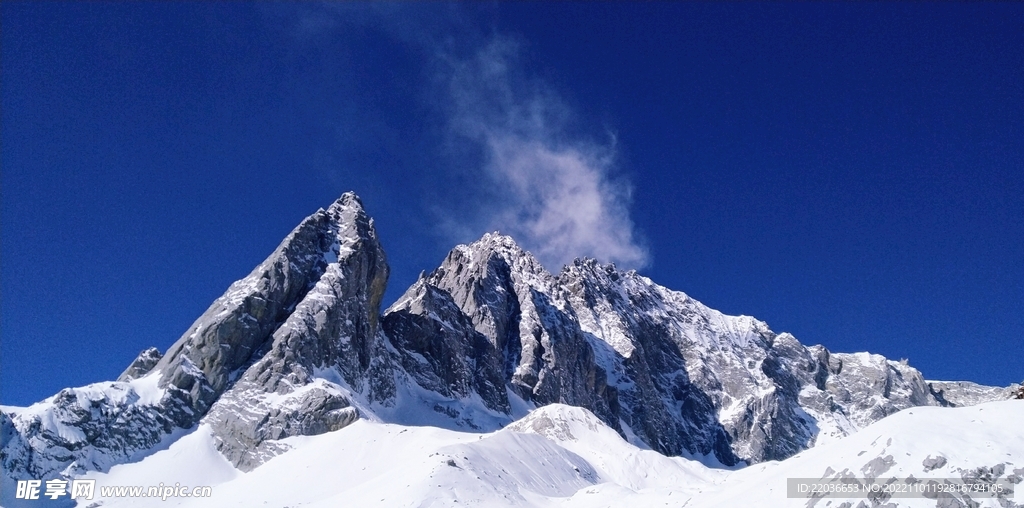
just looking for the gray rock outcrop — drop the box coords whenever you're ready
[384,235,619,432]
[927,380,1020,407]
[1,192,392,477]
[118,347,163,381]
[202,193,392,470]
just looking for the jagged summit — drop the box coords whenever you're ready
[329,190,363,209]
[560,257,770,350]
[461,231,528,254]
[2,192,1017,498]
[196,190,391,470]
[1,192,392,477]
[385,228,617,434]
[566,256,633,275]
[441,232,553,288]
[148,189,387,422]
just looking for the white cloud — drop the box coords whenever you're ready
[445,39,649,271]
[279,8,650,270]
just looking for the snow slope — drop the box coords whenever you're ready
[75,404,723,508]
[67,400,1021,508]
[690,400,1024,508]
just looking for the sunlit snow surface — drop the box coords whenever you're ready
[82,400,1022,508]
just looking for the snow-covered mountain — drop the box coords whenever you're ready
[44,400,1024,508]
[2,193,1018,507]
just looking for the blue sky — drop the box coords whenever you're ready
[2,3,1022,406]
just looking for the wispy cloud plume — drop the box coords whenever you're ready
[444,39,649,270]
[276,6,649,270]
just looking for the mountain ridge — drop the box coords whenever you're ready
[1,192,1016,503]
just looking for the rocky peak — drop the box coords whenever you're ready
[560,257,774,355]
[200,192,390,470]
[420,233,549,356]
[433,233,554,293]
[384,232,619,432]
[117,347,163,381]
[0,193,392,478]
[150,196,374,418]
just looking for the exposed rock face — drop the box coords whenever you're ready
[810,351,937,428]
[118,347,163,381]
[555,259,1016,461]
[2,192,1017,485]
[202,193,392,470]
[927,380,1020,407]
[383,280,509,414]
[0,378,193,480]
[559,259,773,463]
[153,194,377,420]
[1,192,391,477]
[384,235,619,434]
[381,237,1017,466]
